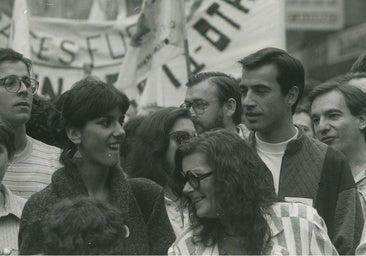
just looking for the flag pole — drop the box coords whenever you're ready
[184,38,191,79]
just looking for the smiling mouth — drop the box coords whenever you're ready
[108,143,120,150]
[321,137,335,144]
[14,102,30,107]
[191,196,205,204]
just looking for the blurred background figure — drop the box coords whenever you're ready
[42,197,127,255]
[170,130,337,255]
[293,106,314,138]
[18,77,175,255]
[127,107,196,236]
[0,122,26,256]
[350,52,366,73]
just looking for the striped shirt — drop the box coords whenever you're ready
[169,202,338,255]
[0,184,26,255]
[3,136,61,199]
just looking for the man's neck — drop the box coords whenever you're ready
[256,124,297,144]
[343,142,366,178]
[14,125,28,154]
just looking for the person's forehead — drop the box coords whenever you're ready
[311,90,349,113]
[185,80,218,101]
[0,60,29,78]
[240,64,278,86]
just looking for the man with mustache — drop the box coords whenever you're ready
[0,48,61,199]
[182,72,249,138]
[239,47,363,255]
[309,80,366,255]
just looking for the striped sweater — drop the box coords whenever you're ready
[169,202,338,255]
[3,136,61,199]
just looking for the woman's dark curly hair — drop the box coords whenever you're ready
[42,197,127,255]
[127,107,191,187]
[55,76,129,167]
[174,129,276,254]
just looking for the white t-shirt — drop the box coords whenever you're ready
[255,128,298,195]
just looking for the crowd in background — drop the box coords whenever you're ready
[1,47,366,255]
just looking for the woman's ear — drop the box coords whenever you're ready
[66,126,82,145]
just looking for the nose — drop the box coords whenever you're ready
[316,117,330,135]
[182,181,194,195]
[113,121,126,139]
[242,91,256,108]
[16,80,29,97]
[188,107,197,117]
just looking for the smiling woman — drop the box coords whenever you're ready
[18,76,175,255]
[170,129,338,255]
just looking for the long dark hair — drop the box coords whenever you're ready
[56,76,129,167]
[127,107,191,187]
[174,129,275,254]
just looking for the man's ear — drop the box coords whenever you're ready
[224,98,237,118]
[358,112,366,130]
[286,86,299,107]
[66,126,82,145]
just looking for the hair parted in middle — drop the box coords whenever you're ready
[174,129,276,254]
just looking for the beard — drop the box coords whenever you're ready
[193,111,225,134]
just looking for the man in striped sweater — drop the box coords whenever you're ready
[238,47,363,255]
[0,48,61,199]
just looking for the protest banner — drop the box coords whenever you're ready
[1,0,285,105]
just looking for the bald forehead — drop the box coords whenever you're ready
[185,79,219,101]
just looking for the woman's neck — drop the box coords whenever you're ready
[77,160,110,200]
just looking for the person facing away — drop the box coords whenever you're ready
[309,80,366,255]
[169,129,338,255]
[0,48,61,199]
[127,107,196,236]
[0,122,26,255]
[182,72,249,138]
[42,196,129,255]
[238,47,363,254]
[18,76,175,255]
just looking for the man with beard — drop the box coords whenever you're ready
[309,80,366,255]
[182,72,248,138]
[239,47,363,255]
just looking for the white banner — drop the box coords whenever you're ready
[1,0,285,104]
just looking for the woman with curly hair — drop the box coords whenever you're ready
[18,76,175,255]
[127,107,196,236]
[170,129,338,255]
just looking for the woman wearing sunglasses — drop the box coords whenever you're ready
[127,107,197,236]
[170,129,338,255]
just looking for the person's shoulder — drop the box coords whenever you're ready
[29,136,61,154]
[128,177,163,195]
[271,202,320,221]
[23,184,57,215]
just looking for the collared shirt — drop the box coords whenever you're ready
[165,197,188,237]
[169,202,338,255]
[0,184,26,255]
[355,170,366,255]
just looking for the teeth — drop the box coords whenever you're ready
[192,197,204,203]
[108,144,120,149]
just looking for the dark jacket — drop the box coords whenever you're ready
[248,129,364,255]
[18,164,175,255]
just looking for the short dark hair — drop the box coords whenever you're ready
[339,72,366,84]
[309,81,366,140]
[58,76,129,166]
[128,107,191,187]
[186,72,242,125]
[174,129,275,254]
[42,197,127,255]
[0,48,32,75]
[350,52,366,73]
[239,47,305,113]
[0,121,15,160]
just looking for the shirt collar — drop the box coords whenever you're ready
[0,184,25,219]
[354,169,366,184]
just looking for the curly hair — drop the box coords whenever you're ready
[42,197,127,255]
[127,107,191,187]
[174,129,275,254]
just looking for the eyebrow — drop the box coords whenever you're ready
[311,109,343,118]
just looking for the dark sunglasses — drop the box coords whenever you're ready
[181,170,213,189]
[169,131,196,145]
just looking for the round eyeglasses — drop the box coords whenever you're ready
[181,170,213,189]
[180,100,220,115]
[0,75,39,95]
[169,131,196,145]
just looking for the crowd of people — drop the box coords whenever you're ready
[0,46,366,255]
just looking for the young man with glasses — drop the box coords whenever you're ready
[182,72,249,138]
[0,48,61,199]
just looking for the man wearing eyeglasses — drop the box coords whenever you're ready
[0,48,61,199]
[182,72,249,138]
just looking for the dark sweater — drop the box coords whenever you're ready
[18,164,175,255]
[248,128,364,255]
